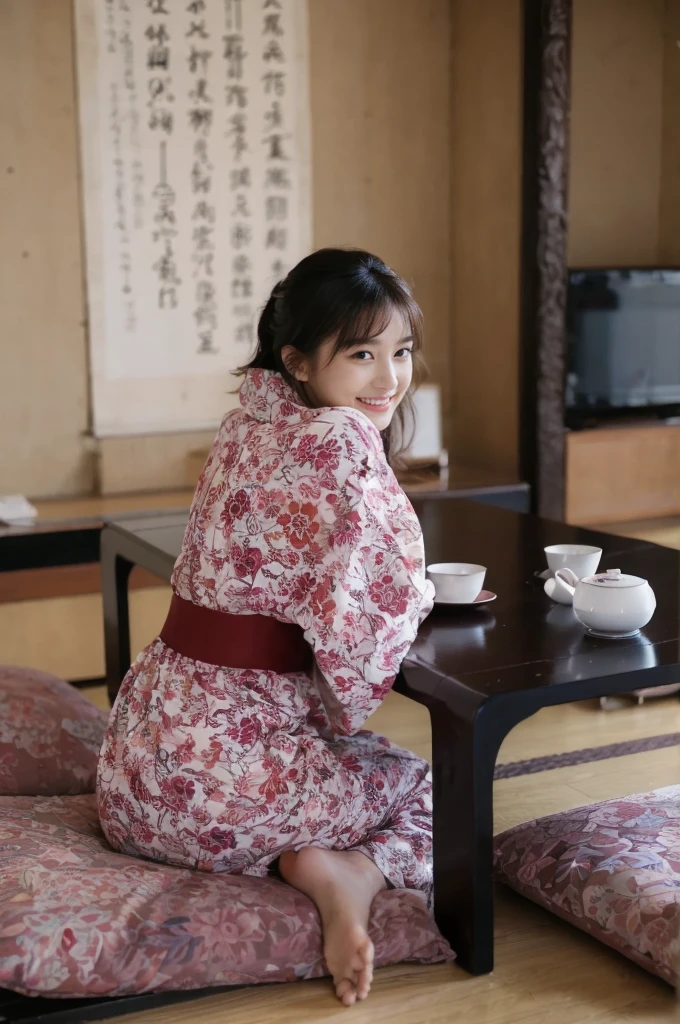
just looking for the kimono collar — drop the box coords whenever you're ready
[238,368,385,460]
[239,368,313,426]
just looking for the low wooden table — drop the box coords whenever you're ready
[100,499,680,976]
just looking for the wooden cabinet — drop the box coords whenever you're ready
[566,424,680,524]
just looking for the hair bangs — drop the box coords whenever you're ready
[330,280,424,358]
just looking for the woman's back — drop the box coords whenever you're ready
[172,368,417,627]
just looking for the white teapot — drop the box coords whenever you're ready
[554,567,656,637]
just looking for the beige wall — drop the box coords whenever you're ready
[0,1,92,498]
[310,0,452,446]
[568,0,665,266]
[0,0,452,498]
[448,0,522,478]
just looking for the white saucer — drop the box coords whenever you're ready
[586,627,641,640]
[434,589,497,607]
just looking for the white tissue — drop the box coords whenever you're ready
[0,494,38,526]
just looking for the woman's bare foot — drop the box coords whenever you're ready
[279,846,387,1006]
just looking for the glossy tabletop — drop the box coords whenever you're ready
[408,500,680,702]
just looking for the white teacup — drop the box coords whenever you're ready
[544,544,601,580]
[426,562,486,603]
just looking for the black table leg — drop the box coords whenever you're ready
[429,698,505,974]
[101,528,133,706]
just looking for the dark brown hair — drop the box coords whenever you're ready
[238,247,425,461]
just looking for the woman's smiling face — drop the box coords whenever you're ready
[282,308,414,430]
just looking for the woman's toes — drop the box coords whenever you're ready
[335,977,357,1006]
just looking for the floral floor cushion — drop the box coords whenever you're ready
[494,786,680,983]
[0,666,108,796]
[0,794,454,997]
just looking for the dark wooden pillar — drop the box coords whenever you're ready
[519,0,572,520]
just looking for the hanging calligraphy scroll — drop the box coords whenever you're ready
[75,0,312,436]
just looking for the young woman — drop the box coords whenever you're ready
[97,248,436,1006]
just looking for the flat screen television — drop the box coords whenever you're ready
[565,268,680,428]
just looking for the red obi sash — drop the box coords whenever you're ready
[159,592,312,674]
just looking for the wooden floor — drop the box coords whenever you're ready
[597,513,680,550]
[82,683,680,1023]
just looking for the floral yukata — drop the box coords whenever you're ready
[97,369,435,893]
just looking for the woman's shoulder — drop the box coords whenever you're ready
[298,405,385,464]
